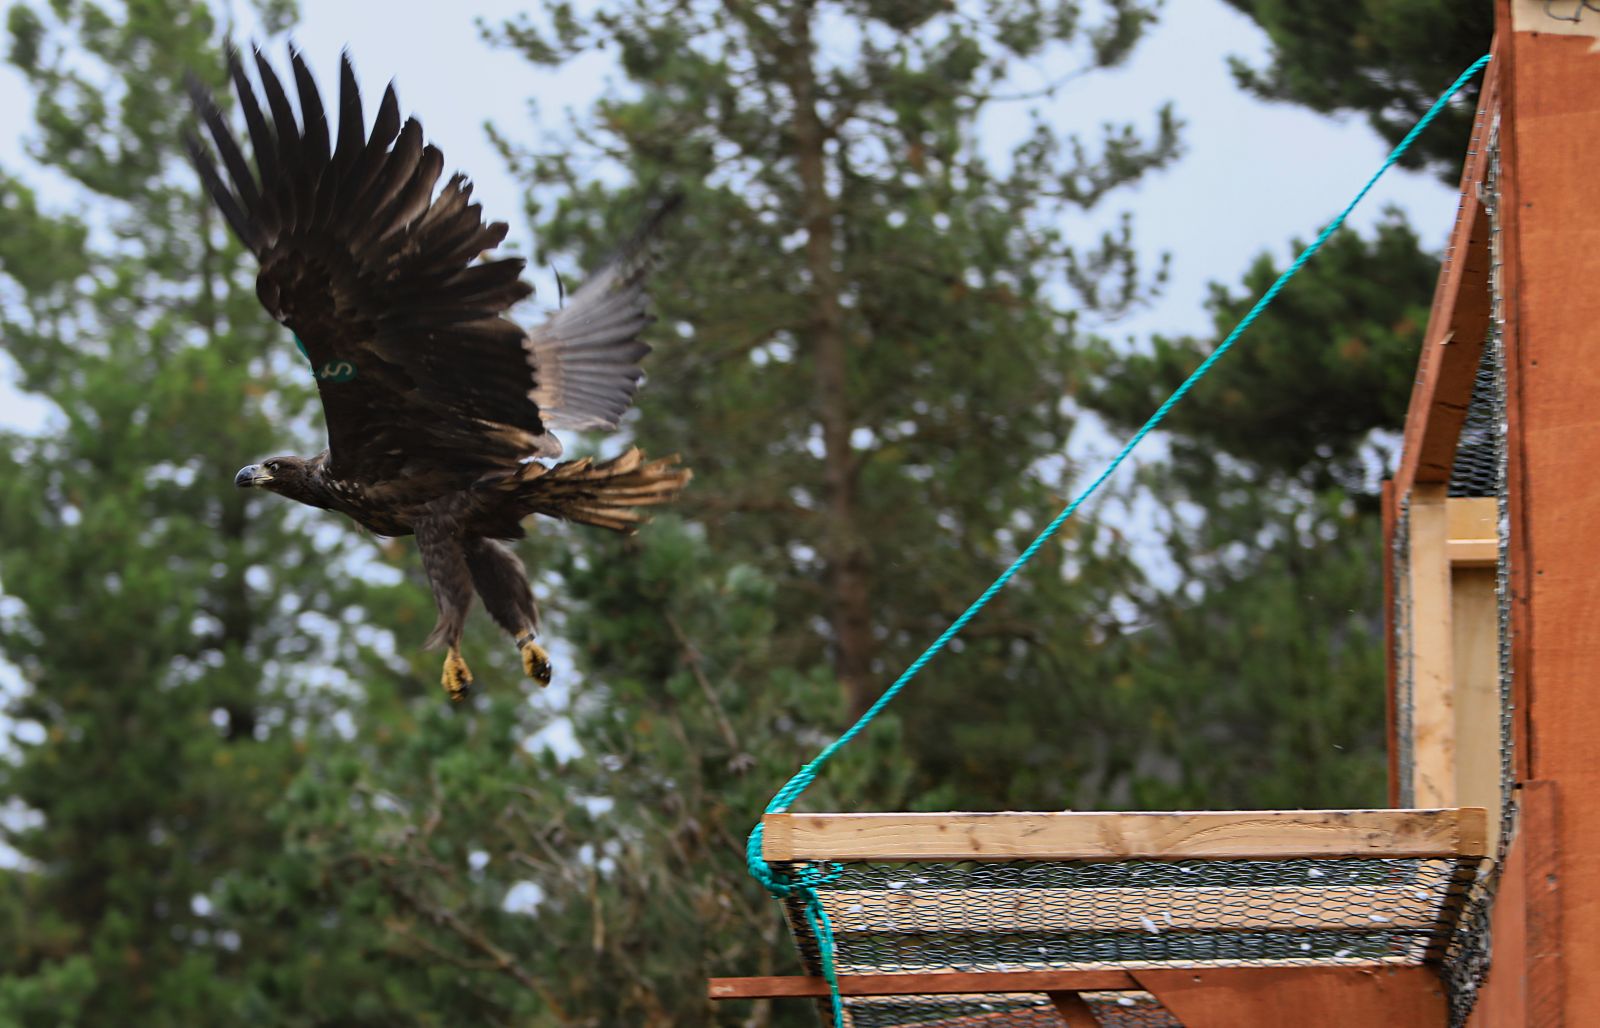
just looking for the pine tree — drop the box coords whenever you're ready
[490,0,1179,793]
[1083,215,1440,807]
[0,2,438,1021]
[1222,0,1493,181]
[300,1,1192,1021]
[1064,4,1496,808]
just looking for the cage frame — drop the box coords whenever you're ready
[712,2,1600,1022]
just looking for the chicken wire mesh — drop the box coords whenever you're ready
[776,855,1484,982]
[1447,345,1502,499]
[1388,121,1512,1027]
[838,991,1178,1027]
[1434,123,1516,1028]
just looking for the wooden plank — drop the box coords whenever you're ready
[1448,539,1497,566]
[1384,479,1401,808]
[1447,496,1500,567]
[1466,780,1527,1027]
[1407,484,1457,807]
[817,885,1444,934]
[1446,497,1499,566]
[707,971,1139,1000]
[1394,58,1501,498]
[763,809,1489,862]
[1522,780,1563,1026]
[1493,0,1533,791]
[1048,991,1101,1026]
[1446,497,1498,542]
[1504,7,1600,1020]
[1133,966,1447,1028]
[1451,565,1501,853]
[1460,784,1562,1027]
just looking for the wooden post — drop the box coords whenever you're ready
[1496,1,1600,1020]
[1403,483,1456,808]
[1455,1,1600,1020]
[1048,991,1101,1026]
[1448,497,1503,854]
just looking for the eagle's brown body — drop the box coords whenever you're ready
[240,447,682,541]
[189,46,690,699]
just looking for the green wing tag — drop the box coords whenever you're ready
[316,360,357,383]
[293,334,356,383]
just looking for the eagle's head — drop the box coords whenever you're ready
[235,455,320,505]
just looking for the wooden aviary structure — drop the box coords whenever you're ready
[712,2,1599,1023]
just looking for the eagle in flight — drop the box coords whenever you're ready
[185,46,690,701]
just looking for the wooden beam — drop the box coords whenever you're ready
[709,966,1447,1022]
[1048,991,1101,1026]
[1447,496,1500,567]
[707,971,1139,1000]
[1384,479,1401,808]
[815,884,1445,934]
[1132,966,1447,1028]
[1394,59,1501,499]
[1451,564,1501,854]
[1406,484,1457,807]
[1522,780,1563,1026]
[1461,780,1561,1027]
[1502,4,1600,1020]
[761,808,1489,862]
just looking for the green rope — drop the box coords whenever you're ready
[748,55,1491,1027]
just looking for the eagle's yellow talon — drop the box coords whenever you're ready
[442,648,474,702]
[517,635,552,687]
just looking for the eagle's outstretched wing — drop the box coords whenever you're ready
[525,194,682,433]
[186,46,672,485]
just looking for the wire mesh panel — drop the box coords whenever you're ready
[1437,123,1516,1028]
[838,991,1179,1027]
[777,855,1485,981]
[1447,345,1502,498]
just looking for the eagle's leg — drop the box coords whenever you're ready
[417,515,476,702]
[441,647,473,702]
[464,538,551,687]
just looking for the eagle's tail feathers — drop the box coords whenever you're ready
[516,447,690,534]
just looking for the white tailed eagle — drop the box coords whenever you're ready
[186,46,690,700]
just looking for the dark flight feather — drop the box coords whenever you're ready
[187,44,681,489]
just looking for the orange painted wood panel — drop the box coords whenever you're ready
[707,971,1139,999]
[1047,991,1099,1026]
[1132,966,1447,1027]
[1466,807,1526,1027]
[1504,12,1600,1022]
[1523,780,1563,1026]
[1394,58,1500,500]
[1464,780,1564,1027]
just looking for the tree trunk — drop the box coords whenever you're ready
[785,3,877,715]
[200,200,259,741]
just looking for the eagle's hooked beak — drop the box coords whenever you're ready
[235,464,270,488]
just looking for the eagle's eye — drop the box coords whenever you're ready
[264,459,282,473]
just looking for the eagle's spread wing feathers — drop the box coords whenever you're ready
[187,46,558,485]
[525,195,681,433]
